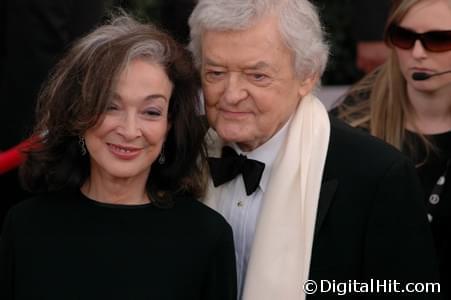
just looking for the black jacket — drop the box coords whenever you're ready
[308,117,440,299]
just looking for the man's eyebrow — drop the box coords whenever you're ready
[204,57,223,67]
[204,58,272,71]
[246,61,271,70]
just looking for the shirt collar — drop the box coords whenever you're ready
[230,119,291,193]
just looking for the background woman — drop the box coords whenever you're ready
[334,0,451,297]
[0,14,236,300]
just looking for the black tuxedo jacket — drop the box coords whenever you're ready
[308,117,440,299]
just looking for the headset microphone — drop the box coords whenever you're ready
[412,70,451,81]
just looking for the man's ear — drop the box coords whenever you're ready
[298,74,318,97]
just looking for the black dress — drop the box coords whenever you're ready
[404,130,451,299]
[0,190,237,300]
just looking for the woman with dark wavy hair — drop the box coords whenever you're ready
[0,14,236,300]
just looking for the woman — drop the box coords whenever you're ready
[0,14,236,300]
[334,0,450,297]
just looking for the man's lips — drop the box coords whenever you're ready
[219,109,252,119]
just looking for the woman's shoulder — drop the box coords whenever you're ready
[11,190,59,208]
[2,190,76,233]
[174,195,228,221]
[403,129,451,162]
[7,190,77,220]
[172,195,232,233]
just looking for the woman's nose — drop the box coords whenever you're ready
[116,114,142,140]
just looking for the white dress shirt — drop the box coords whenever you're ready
[215,121,290,298]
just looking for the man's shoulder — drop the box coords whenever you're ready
[329,115,402,158]
[325,116,410,178]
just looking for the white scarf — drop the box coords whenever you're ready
[204,94,330,300]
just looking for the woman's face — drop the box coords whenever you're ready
[84,59,172,183]
[395,0,451,92]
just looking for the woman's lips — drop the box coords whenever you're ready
[107,143,143,160]
[411,67,433,73]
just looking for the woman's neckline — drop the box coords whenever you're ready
[78,189,154,209]
[405,128,451,137]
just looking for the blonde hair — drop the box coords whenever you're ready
[336,0,447,156]
[338,53,408,150]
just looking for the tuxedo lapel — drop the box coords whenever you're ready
[314,179,338,237]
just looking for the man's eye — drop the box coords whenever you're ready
[205,71,225,80]
[250,73,267,81]
[246,73,271,86]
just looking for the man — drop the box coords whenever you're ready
[188,0,439,299]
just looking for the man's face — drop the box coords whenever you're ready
[200,15,315,151]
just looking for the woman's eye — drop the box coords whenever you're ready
[144,110,162,117]
[106,104,119,111]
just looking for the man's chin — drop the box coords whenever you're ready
[219,133,248,144]
[215,126,246,142]
[216,129,260,151]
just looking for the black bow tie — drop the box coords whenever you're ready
[208,146,265,196]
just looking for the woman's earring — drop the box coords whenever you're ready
[158,145,165,164]
[78,136,87,156]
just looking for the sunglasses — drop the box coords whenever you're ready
[387,25,451,52]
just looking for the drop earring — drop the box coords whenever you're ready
[78,136,87,156]
[158,145,165,164]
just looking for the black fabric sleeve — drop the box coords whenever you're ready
[363,158,441,299]
[0,210,14,300]
[202,223,237,300]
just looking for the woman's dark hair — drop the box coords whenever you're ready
[21,13,208,206]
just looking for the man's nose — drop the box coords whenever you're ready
[223,73,248,104]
